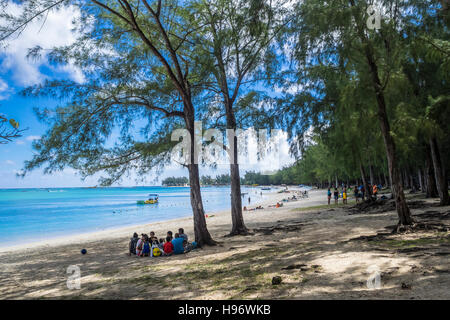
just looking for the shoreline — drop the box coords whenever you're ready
[0,187,287,254]
[1,188,448,300]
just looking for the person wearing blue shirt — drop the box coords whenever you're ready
[171,233,185,254]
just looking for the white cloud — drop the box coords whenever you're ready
[0,2,84,86]
[5,160,15,165]
[0,78,13,100]
[15,140,25,145]
[26,135,40,141]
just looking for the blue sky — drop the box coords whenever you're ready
[0,2,294,188]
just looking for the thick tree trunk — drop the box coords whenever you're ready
[350,0,413,225]
[430,137,450,205]
[185,111,215,246]
[226,102,248,235]
[188,163,215,246]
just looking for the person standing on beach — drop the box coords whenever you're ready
[248,197,251,204]
[327,188,332,205]
[334,188,339,205]
[372,184,378,200]
[343,187,348,204]
[354,185,360,203]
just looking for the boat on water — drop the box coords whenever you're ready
[261,187,271,190]
[137,194,159,205]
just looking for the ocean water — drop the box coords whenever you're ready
[0,186,264,247]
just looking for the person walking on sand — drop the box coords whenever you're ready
[334,187,339,205]
[327,188,332,205]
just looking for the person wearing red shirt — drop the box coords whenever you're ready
[163,236,174,256]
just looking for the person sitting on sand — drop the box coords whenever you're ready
[167,231,173,241]
[141,234,151,257]
[163,236,174,256]
[158,238,165,250]
[128,232,139,256]
[172,233,185,254]
[136,234,145,256]
[178,228,188,242]
[149,231,159,244]
[183,239,193,253]
[243,206,247,211]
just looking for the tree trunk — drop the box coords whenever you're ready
[369,163,375,185]
[188,163,215,246]
[226,102,248,235]
[383,172,388,188]
[350,0,413,225]
[185,111,215,246]
[425,152,439,198]
[360,162,370,201]
[418,168,424,192]
[409,170,415,191]
[404,169,410,189]
[430,137,450,205]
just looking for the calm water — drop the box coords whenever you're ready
[0,186,264,247]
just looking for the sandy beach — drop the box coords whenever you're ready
[0,188,449,299]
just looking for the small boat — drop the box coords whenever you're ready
[261,187,271,190]
[137,194,159,205]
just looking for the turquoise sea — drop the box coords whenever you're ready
[0,186,263,247]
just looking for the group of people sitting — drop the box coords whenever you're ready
[128,228,197,257]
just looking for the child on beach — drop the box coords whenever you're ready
[343,187,348,204]
[128,232,139,256]
[149,231,158,244]
[136,234,145,256]
[163,236,174,256]
[158,238,165,250]
[141,235,151,257]
[178,228,188,242]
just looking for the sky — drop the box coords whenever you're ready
[0,2,295,188]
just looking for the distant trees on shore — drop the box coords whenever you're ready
[162,177,189,187]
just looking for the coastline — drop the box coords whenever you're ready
[0,187,287,254]
[1,188,449,300]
